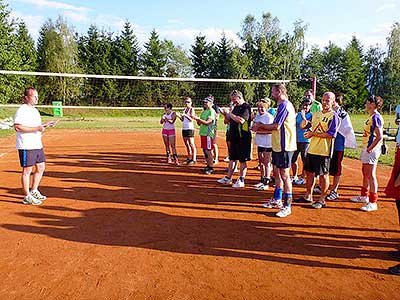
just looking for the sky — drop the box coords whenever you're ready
[6,0,400,51]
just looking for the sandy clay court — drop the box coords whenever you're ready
[0,130,399,300]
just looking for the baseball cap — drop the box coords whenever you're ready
[203,95,214,103]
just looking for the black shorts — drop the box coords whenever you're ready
[229,137,252,162]
[182,129,195,138]
[304,153,330,176]
[226,130,231,143]
[257,146,272,153]
[291,142,310,164]
[272,151,294,169]
[18,149,46,167]
[329,150,344,176]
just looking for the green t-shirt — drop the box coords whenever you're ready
[310,101,322,113]
[199,109,216,137]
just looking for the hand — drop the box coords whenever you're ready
[252,122,260,131]
[301,109,306,119]
[304,131,313,139]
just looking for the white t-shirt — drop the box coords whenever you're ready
[14,104,43,150]
[396,105,400,145]
[182,107,195,130]
[253,112,273,148]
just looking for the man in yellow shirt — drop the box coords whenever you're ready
[298,91,339,208]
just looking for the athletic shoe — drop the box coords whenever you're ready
[30,189,47,201]
[326,190,339,201]
[256,184,269,191]
[311,201,326,209]
[217,176,232,185]
[388,264,400,276]
[213,160,219,165]
[313,185,322,194]
[262,198,283,209]
[167,156,172,164]
[293,196,312,203]
[293,178,305,185]
[187,160,196,165]
[204,167,214,175]
[360,202,378,212]
[232,178,245,188]
[223,156,230,162]
[253,182,264,188]
[351,195,369,203]
[276,206,291,218]
[23,194,42,205]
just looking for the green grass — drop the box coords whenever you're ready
[1,107,397,165]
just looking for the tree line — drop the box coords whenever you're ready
[0,0,399,111]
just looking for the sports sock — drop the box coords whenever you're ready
[274,188,283,200]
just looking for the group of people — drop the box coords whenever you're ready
[11,86,400,275]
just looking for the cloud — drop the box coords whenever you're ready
[63,11,89,23]
[89,14,126,32]
[376,2,397,13]
[10,11,45,40]
[158,27,242,48]
[15,0,90,12]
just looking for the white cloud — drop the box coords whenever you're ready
[376,2,397,13]
[15,0,90,12]
[10,11,45,40]
[158,27,242,48]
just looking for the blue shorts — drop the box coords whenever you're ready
[18,149,46,167]
[272,151,294,169]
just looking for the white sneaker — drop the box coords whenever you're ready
[254,182,264,188]
[30,189,47,201]
[262,198,283,209]
[360,202,378,212]
[217,176,232,185]
[232,178,245,188]
[276,206,291,218]
[256,184,268,191]
[23,194,42,205]
[351,195,369,203]
[293,178,305,185]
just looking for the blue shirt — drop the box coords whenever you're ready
[296,112,312,143]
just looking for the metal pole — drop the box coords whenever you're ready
[312,77,317,97]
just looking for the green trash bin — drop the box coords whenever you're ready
[52,101,63,117]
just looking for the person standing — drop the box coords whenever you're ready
[297,92,339,208]
[251,98,274,190]
[178,97,196,165]
[304,89,322,113]
[291,99,312,185]
[14,87,56,205]
[351,96,384,211]
[193,96,216,175]
[160,103,179,165]
[217,90,252,188]
[253,84,297,218]
[384,109,400,276]
[325,94,357,201]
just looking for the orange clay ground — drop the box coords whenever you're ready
[0,129,399,300]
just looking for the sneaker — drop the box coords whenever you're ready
[232,178,245,188]
[30,189,47,201]
[294,196,312,203]
[167,156,172,164]
[313,185,322,194]
[388,264,400,276]
[256,184,269,191]
[223,156,230,162]
[276,206,291,218]
[262,198,283,209]
[326,190,339,201]
[254,182,264,188]
[293,178,305,185]
[187,160,196,165]
[351,195,369,203]
[217,176,232,185]
[311,201,326,209]
[213,160,219,165]
[204,167,214,175]
[360,202,378,212]
[23,194,42,205]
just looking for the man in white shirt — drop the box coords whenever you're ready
[14,87,56,205]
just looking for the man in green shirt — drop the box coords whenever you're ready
[193,96,216,175]
[305,89,322,113]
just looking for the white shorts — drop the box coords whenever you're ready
[360,148,381,164]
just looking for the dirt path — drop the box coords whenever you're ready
[0,130,399,300]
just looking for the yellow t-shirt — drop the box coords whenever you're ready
[271,100,297,152]
[308,110,340,157]
[362,112,383,148]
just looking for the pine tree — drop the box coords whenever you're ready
[384,22,400,109]
[190,35,209,78]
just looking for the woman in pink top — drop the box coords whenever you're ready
[160,103,179,165]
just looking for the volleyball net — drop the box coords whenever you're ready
[0,70,290,108]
